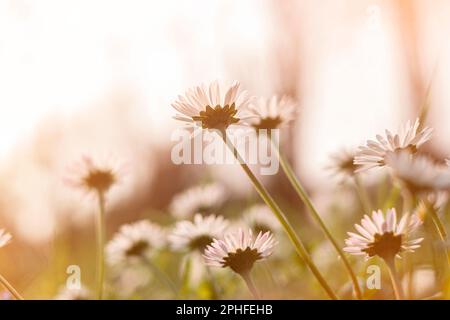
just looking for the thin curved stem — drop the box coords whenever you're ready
[96,191,106,300]
[277,151,362,299]
[220,132,338,300]
[0,273,24,300]
[353,175,372,214]
[427,202,450,268]
[143,257,179,297]
[385,257,404,300]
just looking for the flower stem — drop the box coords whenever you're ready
[384,257,404,300]
[353,175,372,214]
[240,272,260,300]
[0,273,24,300]
[143,257,179,297]
[427,203,450,268]
[276,150,362,299]
[220,132,338,300]
[96,191,106,300]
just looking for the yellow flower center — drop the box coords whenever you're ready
[192,103,239,130]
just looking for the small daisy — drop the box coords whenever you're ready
[204,228,277,275]
[171,80,252,131]
[55,285,92,300]
[243,204,281,234]
[386,151,450,193]
[169,214,229,252]
[244,95,297,130]
[354,119,433,172]
[327,148,359,181]
[64,155,124,196]
[0,229,11,248]
[169,183,226,219]
[106,220,166,266]
[344,208,423,261]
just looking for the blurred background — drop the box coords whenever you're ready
[0,0,450,298]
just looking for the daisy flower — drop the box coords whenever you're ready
[169,214,229,252]
[106,220,166,266]
[244,95,297,130]
[243,204,282,234]
[64,155,124,196]
[169,183,226,219]
[171,81,252,131]
[55,285,92,300]
[204,228,277,275]
[354,119,433,172]
[386,151,450,193]
[327,148,359,181]
[344,208,423,261]
[0,229,11,248]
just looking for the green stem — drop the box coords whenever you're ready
[240,272,260,300]
[276,151,362,299]
[96,191,106,300]
[143,257,179,297]
[427,203,450,268]
[354,175,372,214]
[0,272,24,300]
[220,132,338,300]
[384,257,404,300]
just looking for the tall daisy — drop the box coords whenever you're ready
[64,155,124,300]
[172,81,252,131]
[169,214,229,252]
[204,228,277,299]
[354,119,433,172]
[0,230,23,300]
[169,183,226,219]
[344,208,423,299]
[244,95,297,130]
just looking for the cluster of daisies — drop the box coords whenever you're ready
[1,80,450,300]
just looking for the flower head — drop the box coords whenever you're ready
[327,148,359,181]
[169,183,226,219]
[55,285,92,300]
[204,229,277,275]
[172,81,251,131]
[64,155,123,195]
[244,96,297,130]
[0,229,11,248]
[243,204,281,234]
[354,119,433,172]
[169,214,229,252]
[386,151,450,193]
[106,220,166,265]
[344,208,423,261]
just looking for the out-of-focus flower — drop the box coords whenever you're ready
[386,151,450,193]
[169,183,226,219]
[446,159,450,167]
[354,119,433,172]
[0,291,12,300]
[327,148,359,181]
[0,229,11,248]
[244,95,297,130]
[64,155,125,196]
[169,214,229,252]
[344,208,423,260]
[106,220,166,266]
[243,204,281,234]
[54,285,92,300]
[204,229,277,275]
[171,80,251,130]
